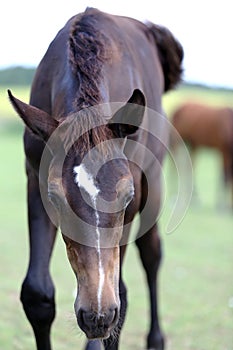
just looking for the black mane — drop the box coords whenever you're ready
[68,9,110,109]
[66,9,113,156]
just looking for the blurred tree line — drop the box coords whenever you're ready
[1,66,231,92]
[0,66,36,85]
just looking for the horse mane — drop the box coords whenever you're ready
[146,22,183,92]
[67,9,113,156]
[60,109,114,157]
[68,9,110,109]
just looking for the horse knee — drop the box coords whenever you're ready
[20,275,56,329]
[156,236,163,264]
[136,230,163,270]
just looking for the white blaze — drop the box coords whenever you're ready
[73,164,105,313]
[74,164,99,198]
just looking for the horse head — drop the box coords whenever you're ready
[8,88,145,339]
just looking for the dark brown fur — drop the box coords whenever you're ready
[146,22,184,91]
[9,7,183,350]
[69,12,111,109]
[60,109,114,156]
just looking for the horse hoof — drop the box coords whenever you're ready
[85,339,103,350]
[147,331,165,350]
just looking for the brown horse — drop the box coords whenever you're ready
[8,7,183,350]
[170,101,233,207]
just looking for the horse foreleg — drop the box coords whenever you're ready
[20,174,57,350]
[135,225,164,350]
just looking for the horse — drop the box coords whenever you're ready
[170,101,233,207]
[8,7,183,350]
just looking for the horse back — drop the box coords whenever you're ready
[172,102,233,149]
[25,8,183,174]
[30,8,182,115]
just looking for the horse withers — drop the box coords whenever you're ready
[170,101,233,208]
[9,8,183,350]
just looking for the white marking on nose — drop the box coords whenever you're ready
[73,164,105,313]
[95,211,105,313]
[74,164,99,198]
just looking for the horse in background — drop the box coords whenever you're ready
[170,101,233,208]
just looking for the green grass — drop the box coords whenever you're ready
[0,85,233,349]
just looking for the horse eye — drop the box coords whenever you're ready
[116,179,134,208]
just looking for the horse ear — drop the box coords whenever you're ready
[8,89,58,141]
[109,89,146,138]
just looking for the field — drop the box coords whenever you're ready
[0,84,233,349]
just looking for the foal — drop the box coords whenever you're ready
[9,7,183,350]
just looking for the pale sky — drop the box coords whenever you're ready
[1,0,233,88]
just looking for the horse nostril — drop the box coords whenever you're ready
[112,307,119,325]
[106,307,119,327]
[77,308,85,329]
[78,309,96,328]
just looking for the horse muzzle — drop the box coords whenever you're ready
[77,306,119,339]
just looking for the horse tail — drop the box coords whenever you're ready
[146,22,184,92]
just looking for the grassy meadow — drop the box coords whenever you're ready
[0,84,233,350]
